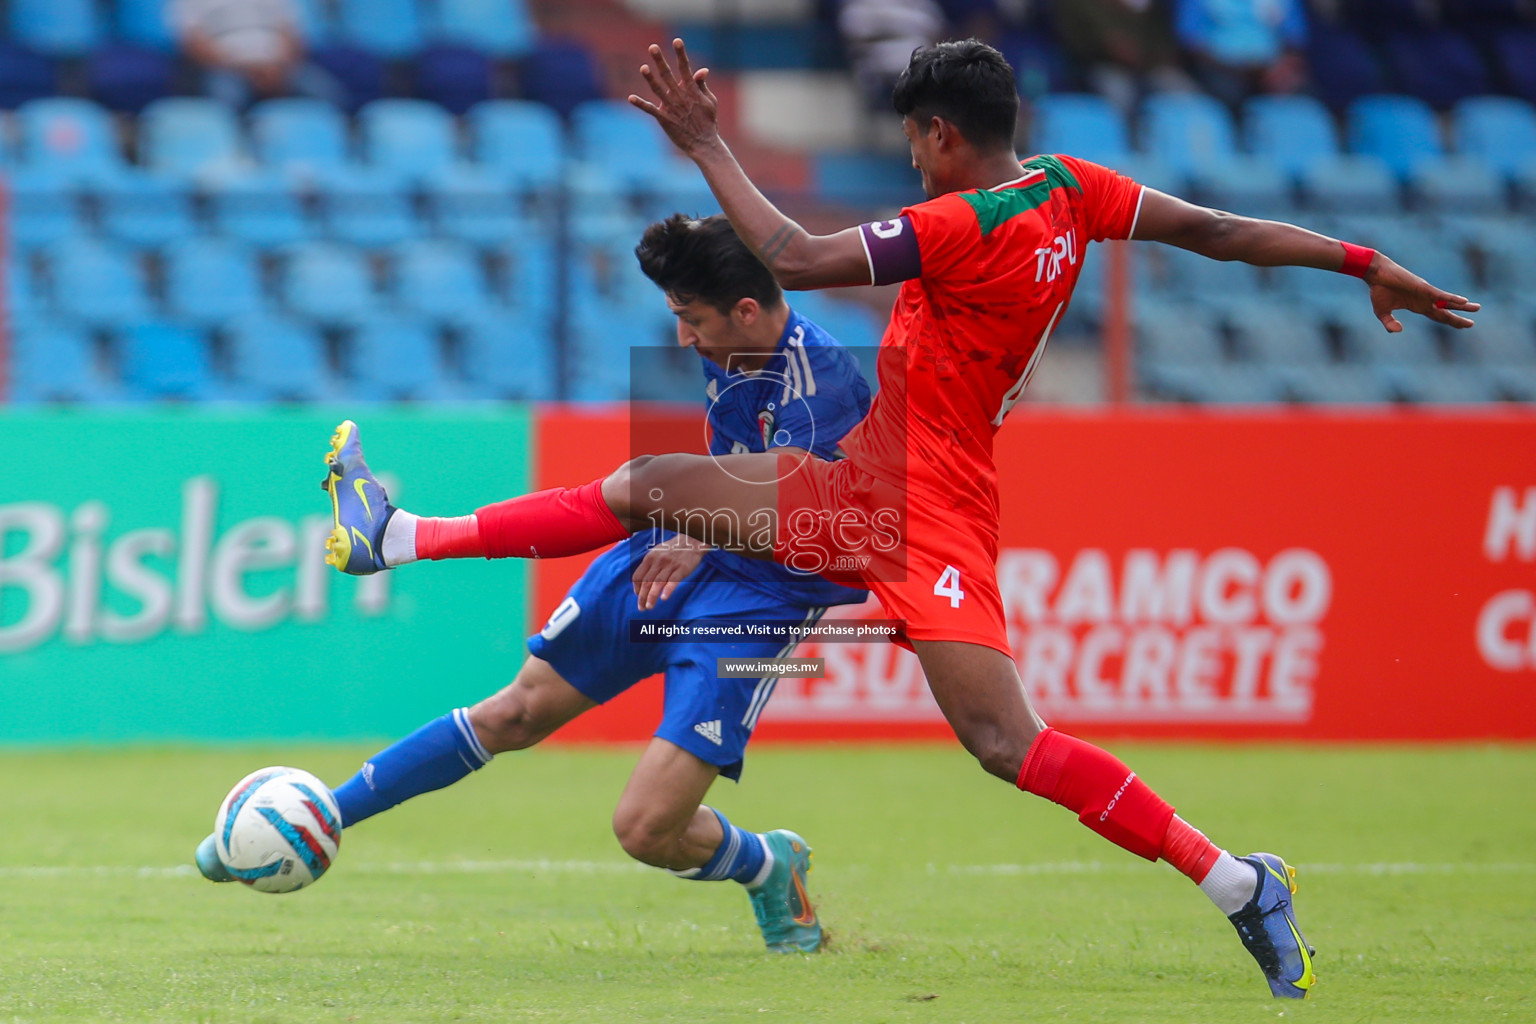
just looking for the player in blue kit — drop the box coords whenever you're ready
[196,214,871,954]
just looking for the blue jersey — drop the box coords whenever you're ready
[628,308,872,608]
[529,308,871,779]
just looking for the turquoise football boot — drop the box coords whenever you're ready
[194,833,233,883]
[322,419,394,575]
[1229,852,1318,999]
[748,830,821,953]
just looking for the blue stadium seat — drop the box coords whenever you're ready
[280,242,375,325]
[515,38,604,118]
[1457,309,1536,365]
[787,291,888,354]
[431,0,536,58]
[87,44,176,114]
[498,235,560,322]
[390,239,493,324]
[1139,93,1238,175]
[1224,301,1334,365]
[1408,157,1506,214]
[116,321,217,400]
[456,308,557,400]
[1299,155,1399,213]
[116,0,174,51]
[10,318,114,403]
[359,99,459,179]
[1278,364,1395,403]
[315,167,420,247]
[251,98,352,173]
[567,306,645,400]
[310,45,386,113]
[1338,317,1442,366]
[163,238,266,326]
[1306,26,1388,110]
[96,171,198,248]
[224,312,337,401]
[467,100,566,190]
[292,0,335,40]
[1381,30,1493,110]
[139,98,244,177]
[346,316,457,400]
[1189,157,1295,216]
[1243,95,1341,179]
[6,170,84,248]
[812,152,924,208]
[1139,361,1284,404]
[1466,220,1536,297]
[6,257,44,319]
[336,0,423,58]
[1453,97,1536,178]
[0,43,58,108]
[16,98,122,179]
[1383,365,1496,404]
[422,165,534,245]
[1136,302,1226,363]
[414,44,493,116]
[205,169,314,247]
[1105,155,1185,196]
[573,100,694,190]
[1347,95,1443,176]
[784,291,886,388]
[1031,94,1129,165]
[1154,245,1264,299]
[46,239,152,326]
[1267,261,1373,322]
[8,0,101,57]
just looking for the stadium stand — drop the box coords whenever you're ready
[0,0,1533,406]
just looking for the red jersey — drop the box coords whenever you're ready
[842,154,1144,523]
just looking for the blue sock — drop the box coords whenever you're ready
[672,807,769,886]
[332,708,493,827]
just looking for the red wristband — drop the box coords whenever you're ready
[1339,241,1375,278]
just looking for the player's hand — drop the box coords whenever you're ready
[633,534,710,611]
[628,38,721,158]
[1364,253,1480,332]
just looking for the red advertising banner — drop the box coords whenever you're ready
[532,407,1536,743]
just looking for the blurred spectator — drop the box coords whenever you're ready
[170,0,345,109]
[1055,0,1196,113]
[1175,0,1308,107]
[838,0,946,108]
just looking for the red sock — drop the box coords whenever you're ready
[416,515,485,560]
[476,479,630,559]
[1160,816,1223,884]
[1016,727,1175,862]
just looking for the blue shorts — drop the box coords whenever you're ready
[527,541,828,780]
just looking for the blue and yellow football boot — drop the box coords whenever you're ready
[194,833,233,883]
[748,830,822,953]
[322,420,393,575]
[1229,852,1317,999]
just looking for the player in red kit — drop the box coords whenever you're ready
[322,38,1479,999]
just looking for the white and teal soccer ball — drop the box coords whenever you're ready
[212,766,342,894]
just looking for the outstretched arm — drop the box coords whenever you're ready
[629,39,870,290]
[1132,189,1480,333]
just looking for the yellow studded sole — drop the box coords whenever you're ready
[321,420,357,571]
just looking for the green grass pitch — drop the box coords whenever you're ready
[1,743,1532,1023]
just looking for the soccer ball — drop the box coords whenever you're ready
[212,766,342,894]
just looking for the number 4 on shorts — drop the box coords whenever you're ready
[934,565,965,607]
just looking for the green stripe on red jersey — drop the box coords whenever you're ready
[958,154,1083,236]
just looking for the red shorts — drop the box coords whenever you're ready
[774,455,1009,656]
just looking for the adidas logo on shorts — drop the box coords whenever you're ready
[694,720,723,746]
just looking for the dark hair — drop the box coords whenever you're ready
[634,214,785,314]
[891,39,1019,151]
